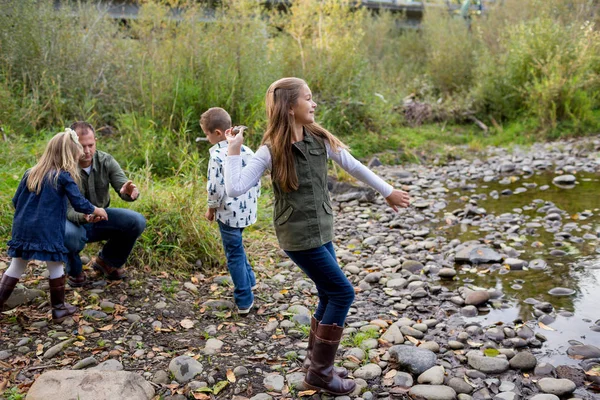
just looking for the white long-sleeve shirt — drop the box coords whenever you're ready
[207,140,260,228]
[225,141,393,199]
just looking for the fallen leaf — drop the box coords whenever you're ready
[213,380,228,395]
[298,390,317,396]
[98,324,114,331]
[191,276,199,284]
[405,336,420,345]
[226,369,236,383]
[538,322,555,331]
[192,393,210,399]
[484,348,500,357]
[36,344,44,356]
[384,369,397,379]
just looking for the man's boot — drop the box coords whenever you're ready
[304,323,356,395]
[49,276,77,323]
[0,275,19,310]
[302,317,348,378]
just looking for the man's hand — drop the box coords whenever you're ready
[120,180,139,200]
[385,189,411,212]
[205,209,216,222]
[84,214,103,223]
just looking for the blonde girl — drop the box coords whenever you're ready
[0,129,107,322]
[223,77,410,395]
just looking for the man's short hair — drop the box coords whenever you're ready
[200,107,232,133]
[70,121,95,136]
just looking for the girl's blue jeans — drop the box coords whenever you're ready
[285,242,355,326]
[218,221,256,309]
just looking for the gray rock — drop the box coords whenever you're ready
[529,395,559,400]
[455,246,502,264]
[43,339,75,359]
[354,363,382,380]
[389,345,437,375]
[285,372,305,390]
[381,324,404,344]
[152,370,169,384]
[92,359,124,371]
[464,291,490,306]
[409,385,457,400]
[168,355,203,383]
[250,394,273,400]
[263,374,285,391]
[566,344,600,359]
[509,351,537,370]
[72,356,98,370]
[400,325,425,339]
[25,370,154,400]
[493,393,516,400]
[439,268,457,279]
[203,338,223,355]
[394,371,414,387]
[202,299,235,310]
[447,377,473,394]
[3,286,45,309]
[402,260,424,273]
[417,366,445,385]
[553,175,576,185]
[537,377,576,396]
[548,287,576,296]
[467,353,510,374]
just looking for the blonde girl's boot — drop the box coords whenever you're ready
[49,276,77,323]
[0,275,20,310]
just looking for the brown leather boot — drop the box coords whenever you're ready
[49,276,77,323]
[304,323,356,395]
[302,317,349,378]
[92,257,127,280]
[0,275,20,310]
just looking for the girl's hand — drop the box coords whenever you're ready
[385,189,410,212]
[224,126,246,155]
[93,207,109,221]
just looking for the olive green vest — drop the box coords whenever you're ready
[272,133,334,251]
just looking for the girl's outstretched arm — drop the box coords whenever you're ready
[327,143,410,210]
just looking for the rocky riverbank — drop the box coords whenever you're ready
[1,137,600,400]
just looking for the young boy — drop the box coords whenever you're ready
[201,107,260,314]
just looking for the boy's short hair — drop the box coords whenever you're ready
[200,107,232,133]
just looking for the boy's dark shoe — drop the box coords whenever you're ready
[92,257,127,280]
[67,273,88,288]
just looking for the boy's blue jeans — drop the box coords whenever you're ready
[64,208,146,276]
[284,242,355,326]
[217,221,256,309]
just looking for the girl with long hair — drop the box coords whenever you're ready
[0,129,108,322]
[224,77,410,395]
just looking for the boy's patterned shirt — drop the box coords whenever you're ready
[207,140,260,228]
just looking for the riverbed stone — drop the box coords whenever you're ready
[509,351,537,370]
[25,370,154,400]
[354,363,382,380]
[409,385,457,400]
[566,344,600,359]
[389,345,437,375]
[537,377,576,396]
[467,353,510,374]
[168,355,203,383]
[417,366,445,385]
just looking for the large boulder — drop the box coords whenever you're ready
[25,370,154,400]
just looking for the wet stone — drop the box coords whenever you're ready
[537,377,576,396]
[547,287,576,296]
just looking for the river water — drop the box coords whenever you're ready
[438,171,600,365]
